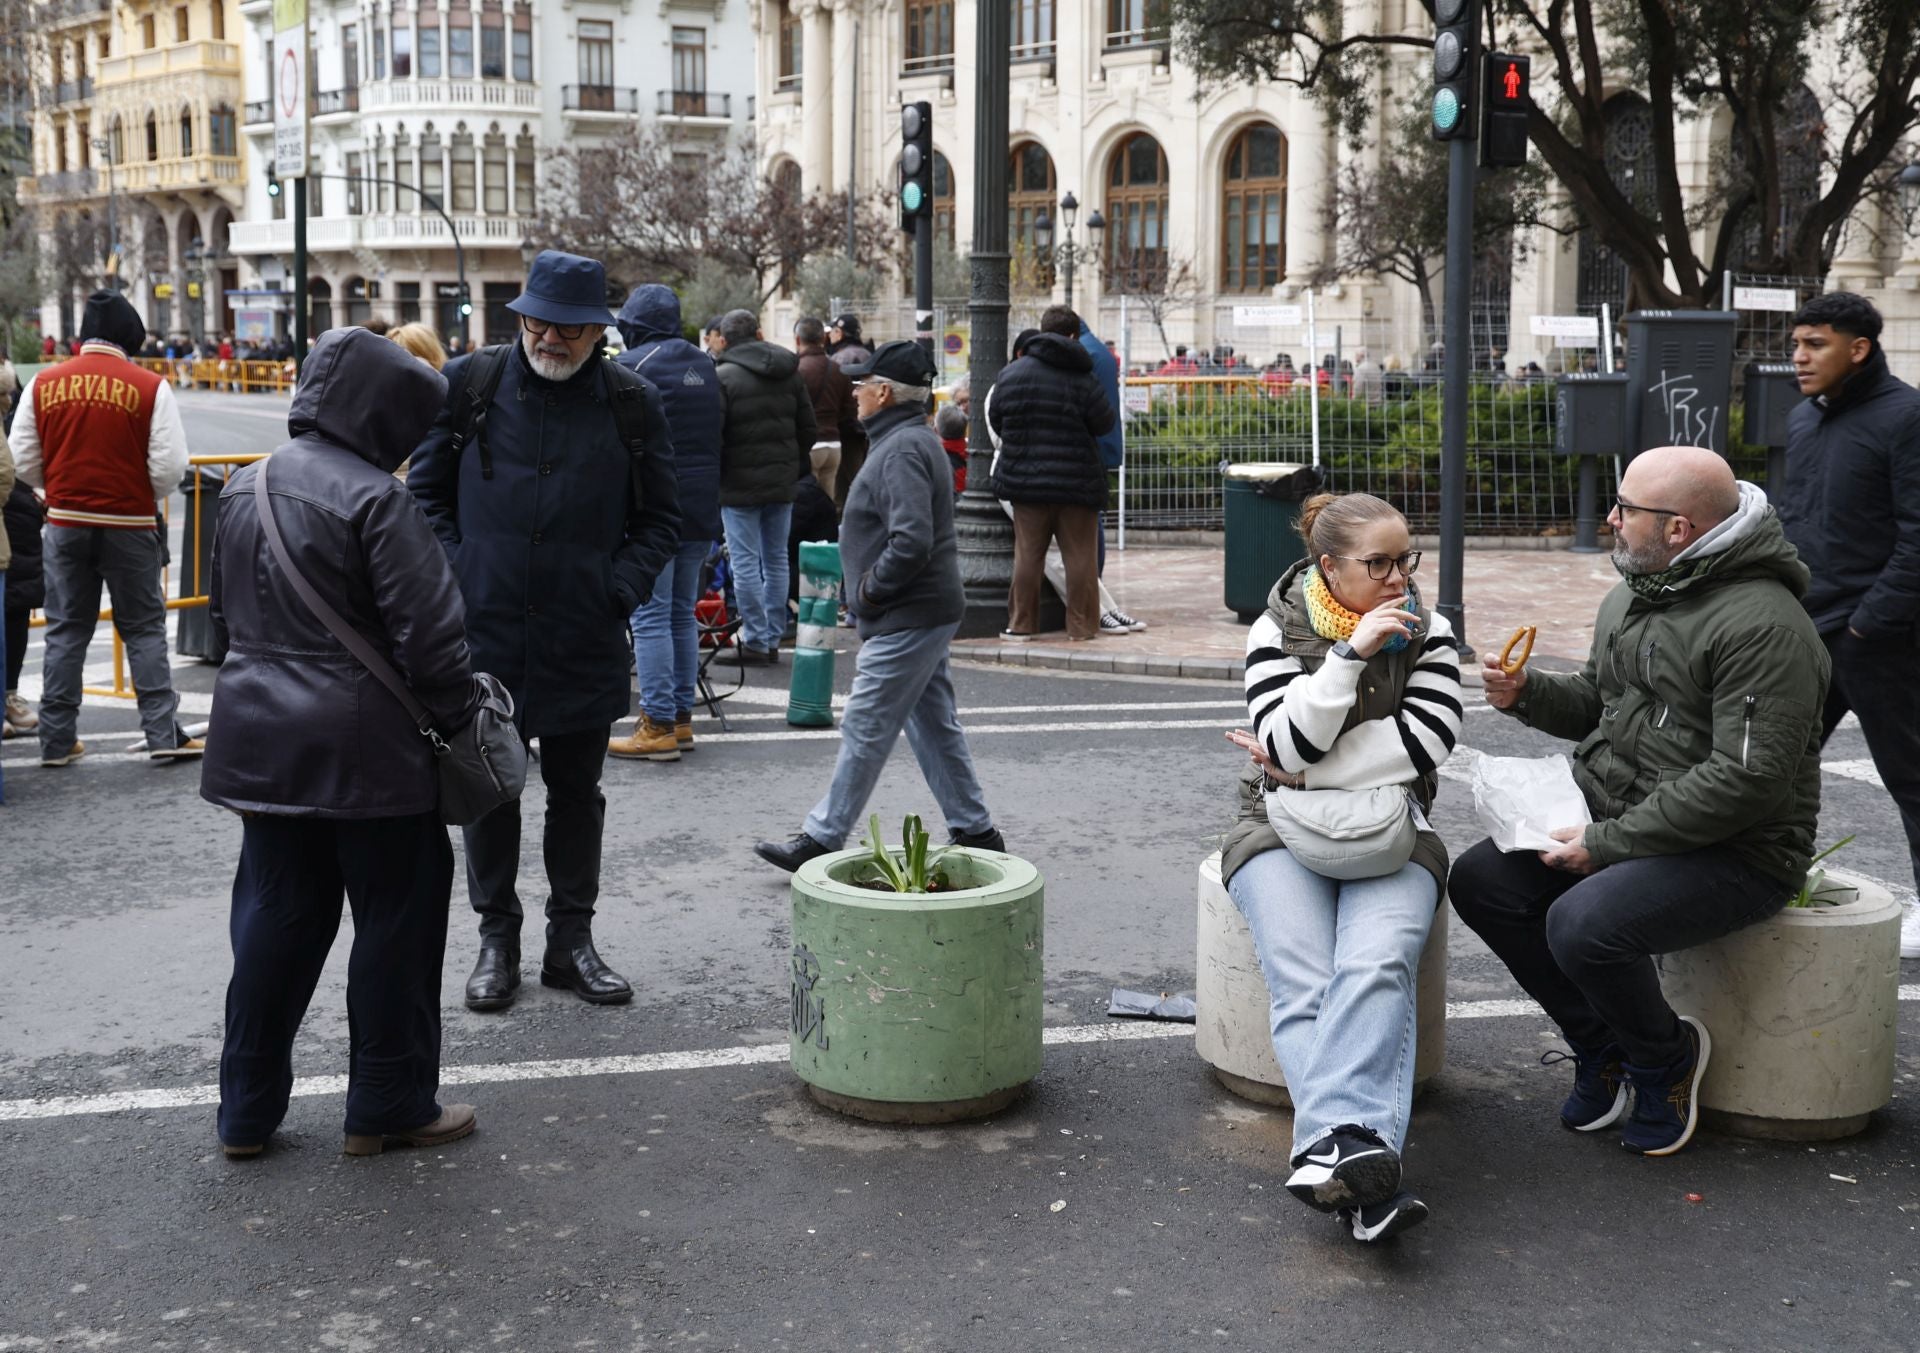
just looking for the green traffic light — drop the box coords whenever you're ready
[901,182,924,213]
[1433,87,1460,133]
[267,179,280,197]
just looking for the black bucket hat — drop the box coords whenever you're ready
[506,250,618,328]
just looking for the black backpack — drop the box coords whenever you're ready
[445,345,654,507]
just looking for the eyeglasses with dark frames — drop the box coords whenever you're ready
[1613,495,1687,522]
[1330,551,1422,580]
[521,315,589,342]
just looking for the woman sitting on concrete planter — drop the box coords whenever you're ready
[1221,491,1462,1244]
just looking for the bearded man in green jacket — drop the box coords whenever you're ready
[1451,445,1829,1159]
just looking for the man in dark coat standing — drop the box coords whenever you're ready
[410,250,682,1012]
[204,329,479,1159]
[609,283,722,763]
[986,304,1117,642]
[714,308,816,665]
[1775,291,1920,958]
[794,315,859,503]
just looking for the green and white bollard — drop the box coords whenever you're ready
[787,540,841,728]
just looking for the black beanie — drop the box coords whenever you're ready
[1011,328,1040,357]
[79,290,146,353]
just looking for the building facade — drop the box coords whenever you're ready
[23,0,247,345]
[749,0,1920,375]
[224,0,755,346]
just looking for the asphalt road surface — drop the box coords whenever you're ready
[1,390,1915,1349]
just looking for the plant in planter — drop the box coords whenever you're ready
[1787,835,1856,908]
[787,815,1044,1124]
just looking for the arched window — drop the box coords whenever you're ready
[1220,122,1285,292]
[1104,131,1168,287]
[774,156,801,199]
[208,104,236,156]
[309,277,334,334]
[178,105,194,157]
[109,115,124,165]
[932,149,954,247]
[1730,84,1821,273]
[1009,140,1056,287]
[144,110,159,161]
[1576,94,1655,312]
[777,0,801,91]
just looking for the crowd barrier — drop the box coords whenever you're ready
[37,353,294,394]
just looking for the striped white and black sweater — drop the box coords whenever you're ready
[1243,609,1465,790]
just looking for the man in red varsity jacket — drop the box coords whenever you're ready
[6,290,197,765]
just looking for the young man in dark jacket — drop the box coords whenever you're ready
[1774,292,1920,958]
[1452,447,1829,1158]
[986,305,1117,642]
[410,250,682,1013]
[609,283,723,762]
[714,308,817,664]
[793,316,860,503]
[755,342,1001,873]
[203,328,479,1159]
[2,480,42,737]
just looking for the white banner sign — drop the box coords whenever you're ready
[1733,285,1799,314]
[272,0,308,179]
[1122,386,1153,417]
[1232,304,1304,328]
[1529,314,1600,347]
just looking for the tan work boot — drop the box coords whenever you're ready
[152,736,205,761]
[40,740,86,768]
[343,1103,477,1157]
[674,710,694,751]
[609,714,681,762]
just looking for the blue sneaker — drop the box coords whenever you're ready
[1340,1189,1429,1243]
[1541,1042,1628,1132]
[1285,1125,1401,1213]
[1620,1015,1711,1156]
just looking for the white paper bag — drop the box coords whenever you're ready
[1469,752,1593,853]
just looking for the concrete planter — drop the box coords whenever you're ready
[1195,851,1447,1105]
[1657,870,1902,1142]
[789,847,1044,1124]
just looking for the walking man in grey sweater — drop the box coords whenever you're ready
[754,342,1004,871]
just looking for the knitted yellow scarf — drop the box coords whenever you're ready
[1303,566,1413,653]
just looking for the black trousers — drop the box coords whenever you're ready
[218,811,453,1146]
[1820,629,1920,892]
[463,727,609,953]
[1448,839,1788,1070]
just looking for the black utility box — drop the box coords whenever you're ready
[1742,361,1803,449]
[1623,310,1737,457]
[1554,373,1630,456]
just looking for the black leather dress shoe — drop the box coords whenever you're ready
[754,831,834,873]
[465,946,520,1012]
[540,939,633,1005]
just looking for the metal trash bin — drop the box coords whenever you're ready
[1223,462,1320,622]
[175,466,228,662]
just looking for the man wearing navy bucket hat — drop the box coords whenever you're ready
[411,249,682,1013]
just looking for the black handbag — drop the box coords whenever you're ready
[252,458,527,826]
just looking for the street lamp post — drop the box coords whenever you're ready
[1032,191,1105,311]
[90,135,118,290]
[183,236,206,348]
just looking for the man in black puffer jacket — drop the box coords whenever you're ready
[986,304,1116,641]
[715,309,817,664]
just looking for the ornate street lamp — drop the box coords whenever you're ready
[1032,190,1106,311]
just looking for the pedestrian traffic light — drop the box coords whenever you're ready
[1430,0,1479,140]
[899,101,933,233]
[1481,52,1531,167]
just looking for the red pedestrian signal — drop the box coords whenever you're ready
[1481,52,1530,167]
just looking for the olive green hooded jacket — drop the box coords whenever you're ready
[1507,486,1830,892]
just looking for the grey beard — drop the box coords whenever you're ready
[522,333,589,382]
[1611,537,1674,576]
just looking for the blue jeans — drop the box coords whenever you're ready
[630,538,711,723]
[722,504,792,651]
[1227,849,1437,1157]
[802,622,994,848]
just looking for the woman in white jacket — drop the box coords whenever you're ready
[1223,491,1463,1243]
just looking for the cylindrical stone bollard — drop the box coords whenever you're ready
[789,846,1044,1123]
[1658,871,1902,1141]
[787,540,841,728]
[1195,851,1447,1105]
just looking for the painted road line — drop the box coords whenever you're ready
[5,995,1918,1125]
[1823,759,1884,789]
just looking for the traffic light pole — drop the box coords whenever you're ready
[1437,135,1473,657]
[293,176,308,375]
[914,212,934,357]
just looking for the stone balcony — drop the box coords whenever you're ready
[111,154,245,192]
[97,40,242,86]
[228,211,539,256]
[359,78,542,114]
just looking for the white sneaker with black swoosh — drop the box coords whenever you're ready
[1284,1124,1402,1213]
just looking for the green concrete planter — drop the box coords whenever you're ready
[789,847,1044,1124]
